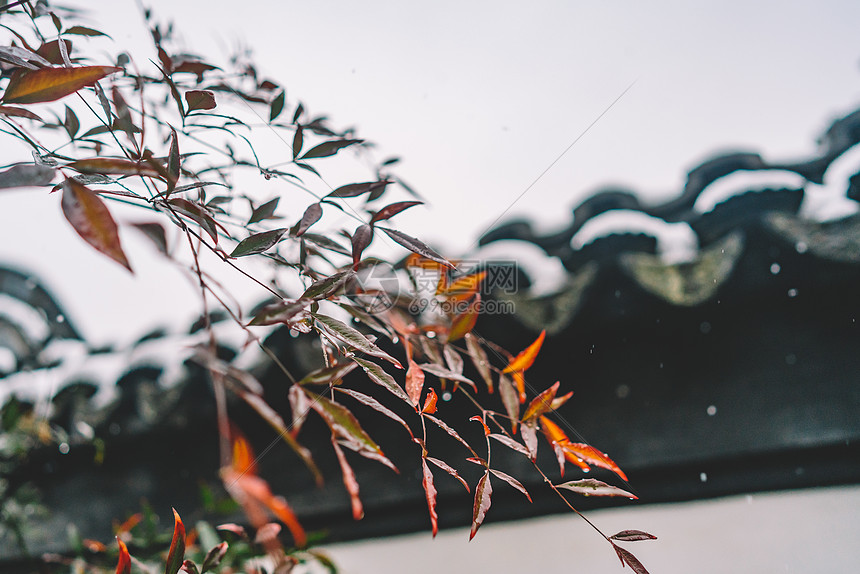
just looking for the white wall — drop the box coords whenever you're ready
[324,485,860,573]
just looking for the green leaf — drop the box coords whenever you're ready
[297,361,358,386]
[63,105,79,139]
[302,233,350,256]
[0,164,55,189]
[314,314,402,368]
[301,270,354,300]
[248,298,310,326]
[64,26,111,38]
[165,197,220,243]
[248,197,279,224]
[378,227,454,268]
[292,124,304,158]
[167,129,180,187]
[303,389,396,471]
[230,228,287,257]
[351,356,411,404]
[299,138,362,160]
[270,90,285,121]
[201,541,228,573]
[335,387,413,435]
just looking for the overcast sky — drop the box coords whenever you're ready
[2,0,860,344]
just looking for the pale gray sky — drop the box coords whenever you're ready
[2,0,859,343]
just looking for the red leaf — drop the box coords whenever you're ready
[165,508,186,574]
[418,363,477,391]
[423,414,477,456]
[0,105,42,121]
[351,223,373,268]
[370,200,423,223]
[115,538,131,574]
[2,65,121,104]
[334,387,413,437]
[498,375,520,433]
[470,415,491,436]
[332,439,364,520]
[610,530,658,542]
[503,330,546,374]
[406,360,425,406]
[327,180,390,198]
[489,469,532,502]
[556,478,637,499]
[465,333,493,393]
[613,544,651,574]
[61,179,132,272]
[68,157,163,178]
[520,420,538,461]
[488,433,530,457]
[425,456,470,492]
[185,90,216,111]
[295,202,322,236]
[421,458,439,537]
[469,471,492,540]
[166,197,221,243]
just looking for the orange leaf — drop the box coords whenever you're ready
[440,270,486,301]
[225,471,307,548]
[61,178,132,272]
[2,65,121,104]
[503,330,546,374]
[421,458,439,537]
[165,508,186,574]
[231,429,258,476]
[539,416,590,472]
[447,294,480,342]
[512,371,526,404]
[421,388,438,414]
[522,381,560,422]
[115,538,131,574]
[114,513,142,535]
[562,442,629,482]
[469,415,491,436]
